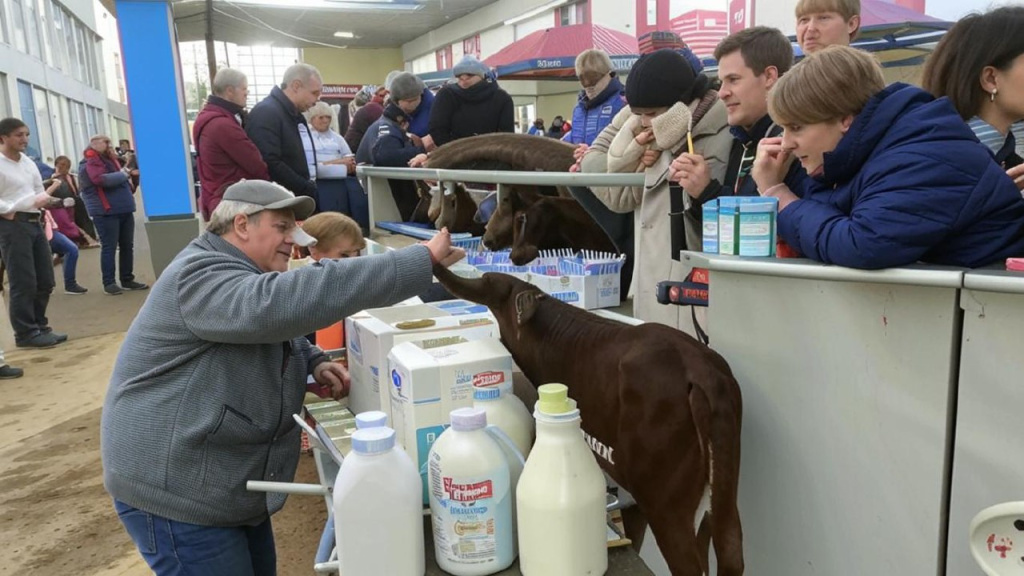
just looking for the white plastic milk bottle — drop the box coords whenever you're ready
[355,410,387,429]
[517,384,608,576]
[333,427,425,576]
[473,385,534,458]
[428,407,516,576]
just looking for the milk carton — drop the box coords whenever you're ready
[345,302,499,418]
[717,197,778,256]
[388,338,515,503]
[703,199,719,254]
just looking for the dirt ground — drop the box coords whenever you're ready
[0,218,338,576]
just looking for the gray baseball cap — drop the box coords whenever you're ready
[222,180,316,221]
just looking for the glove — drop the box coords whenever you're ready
[63,197,75,207]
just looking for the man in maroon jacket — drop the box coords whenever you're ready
[192,68,270,220]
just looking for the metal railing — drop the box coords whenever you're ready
[357,166,645,231]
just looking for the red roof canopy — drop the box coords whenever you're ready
[484,23,638,69]
[859,0,941,27]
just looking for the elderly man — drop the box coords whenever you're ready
[193,67,270,220]
[102,180,463,574]
[247,63,323,204]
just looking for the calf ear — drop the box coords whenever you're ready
[515,290,546,326]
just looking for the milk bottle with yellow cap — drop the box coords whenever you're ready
[516,384,608,575]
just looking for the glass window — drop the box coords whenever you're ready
[48,91,69,158]
[0,0,9,44]
[86,105,100,137]
[0,75,9,116]
[25,0,42,58]
[12,0,28,53]
[17,81,43,160]
[32,87,55,162]
[71,100,88,152]
[75,23,88,83]
[38,0,55,67]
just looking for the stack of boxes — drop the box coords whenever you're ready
[703,197,779,256]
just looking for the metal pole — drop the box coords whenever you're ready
[204,0,216,84]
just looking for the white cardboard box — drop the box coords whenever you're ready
[345,302,498,418]
[387,338,514,503]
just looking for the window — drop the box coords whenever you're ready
[435,45,453,70]
[462,35,481,60]
[17,81,43,160]
[114,53,126,102]
[0,75,10,117]
[48,92,70,157]
[32,87,56,162]
[0,0,8,44]
[52,2,70,72]
[24,0,42,58]
[558,1,588,26]
[646,0,657,26]
[12,0,28,52]
[39,0,55,67]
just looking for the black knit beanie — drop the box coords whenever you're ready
[625,49,697,108]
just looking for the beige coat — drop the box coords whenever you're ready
[582,100,731,330]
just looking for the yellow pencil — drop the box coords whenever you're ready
[687,131,694,155]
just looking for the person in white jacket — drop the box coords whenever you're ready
[581,49,732,330]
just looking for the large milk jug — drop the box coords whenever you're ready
[517,384,608,576]
[428,408,516,576]
[334,427,425,576]
[473,385,534,458]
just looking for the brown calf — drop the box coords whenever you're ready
[509,196,618,265]
[435,183,486,236]
[433,265,745,576]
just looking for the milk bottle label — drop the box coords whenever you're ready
[430,454,512,565]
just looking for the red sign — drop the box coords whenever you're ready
[729,0,755,33]
[472,371,506,388]
[321,84,362,97]
[443,478,494,502]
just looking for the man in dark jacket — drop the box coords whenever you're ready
[79,135,149,295]
[428,56,514,147]
[246,63,322,204]
[671,27,800,244]
[364,92,427,221]
[193,68,269,220]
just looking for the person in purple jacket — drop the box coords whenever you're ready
[752,46,1024,269]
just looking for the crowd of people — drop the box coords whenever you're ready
[2,0,1021,571]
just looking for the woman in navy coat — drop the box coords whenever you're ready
[752,46,1024,270]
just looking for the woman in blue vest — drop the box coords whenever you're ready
[568,49,626,146]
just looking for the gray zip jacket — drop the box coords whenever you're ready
[101,232,433,526]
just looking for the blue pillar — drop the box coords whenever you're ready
[115,0,198,276]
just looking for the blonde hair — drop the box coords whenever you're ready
[795,0,861,40]
[301,212,365,251]
[768,45,884,126]
[575,49,614,77]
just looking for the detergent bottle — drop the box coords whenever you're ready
[428,408,516,575]
[473,385,534,458]
[333,427,425,576]
[517,384,607,576]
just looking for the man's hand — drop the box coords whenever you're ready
[32,192,55,209]
[751,137,792,192]
[409,134,424,148]
[670,153,711,198]
[313,361,351,401]
[408,153,429,168]
[423,227,466,267]
[422,134,436,152]
[1007,164,1024,192]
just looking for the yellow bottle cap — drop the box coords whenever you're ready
[537,383,571,415]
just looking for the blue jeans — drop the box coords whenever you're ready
[114,500,277,576]
[92,213,135,287]
[49,231,79,288]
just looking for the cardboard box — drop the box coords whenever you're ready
[387,338,514,503]
[703,200,719,254]
[713,197,778,257]
[345,302,499,418]
[467,250,626,310]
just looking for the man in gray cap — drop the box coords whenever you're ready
[101,179,463,573]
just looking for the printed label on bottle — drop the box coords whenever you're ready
[430,451,512,565]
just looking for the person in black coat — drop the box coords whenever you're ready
[370,102,427,222]
[246,63,323,204]
[428,56,514,147]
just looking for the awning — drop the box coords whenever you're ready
[484,23,639,80]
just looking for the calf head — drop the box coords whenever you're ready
[432,265,543,346]
[435,183,485,235]
[482,185,545,250]
[509,202,557,265]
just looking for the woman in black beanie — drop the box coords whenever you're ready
[583,48,731,330]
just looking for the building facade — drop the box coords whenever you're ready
[0,0,130,165]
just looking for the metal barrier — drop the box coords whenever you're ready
[684,251,964,576]
[947,269,1024,576]
[356,166,644,231]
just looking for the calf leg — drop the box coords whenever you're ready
[710,404,744,576]
[620,505,648,552]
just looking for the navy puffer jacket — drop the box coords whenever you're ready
[79,148,136,217]
[780,83,1024,269]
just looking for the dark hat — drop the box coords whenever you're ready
[625,49,697,109]
[222,180,316,221]
[389,72,425,101]
[382,103,409,125]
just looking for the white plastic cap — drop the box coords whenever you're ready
[450,407,487,431]
[351,427,395,454]
[356,411,388,429]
